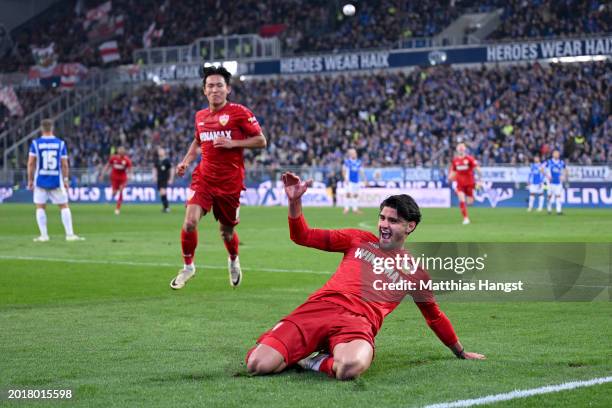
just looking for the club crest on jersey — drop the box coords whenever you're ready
[219,114,229,126]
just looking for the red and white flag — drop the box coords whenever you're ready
[0,86,24,116]
[84,1,112,28]
[142,22,164,48]
[87,14,124,42]
[59,63,88,89]
[99,40,120,63]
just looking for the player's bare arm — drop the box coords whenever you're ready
[99,162,110,181]
[27,155,36,190]
[176,139,200,177]
[213,133,267,149]
[61,157,69,189]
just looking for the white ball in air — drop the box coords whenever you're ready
[342,4,356,16]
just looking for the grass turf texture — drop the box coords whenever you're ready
[0,204,610,407]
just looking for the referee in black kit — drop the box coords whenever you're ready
[154,148,174,212]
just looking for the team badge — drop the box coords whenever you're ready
[219,114,229,126]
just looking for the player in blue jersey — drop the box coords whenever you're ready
[342,148,366,214]
[527,156,545,212]
[545,150,569,215]
[27,119,84,242]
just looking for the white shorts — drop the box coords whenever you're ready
[529,184,544,194]
[548,184,563,197]
[347,182,360,194]
[34,186,68,205]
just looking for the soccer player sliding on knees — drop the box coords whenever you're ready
[246,172,485,380]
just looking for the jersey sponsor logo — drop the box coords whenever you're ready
[219,114,229,126]
[455,164,469,171]
[199,130,232,142]
[112,160,127,170]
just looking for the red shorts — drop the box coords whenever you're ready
[456,184,474,197]
[111,177,127,190]
[254,300,376,366]
[186,189,240,227]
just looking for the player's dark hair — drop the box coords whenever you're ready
[200,65,232,86]
[380,194,421,225]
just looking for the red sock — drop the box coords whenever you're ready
[319,356,335,378]
[459,201,468,218]
[224,232,239,260]
[116,191,123,210]
[181,229,198,265]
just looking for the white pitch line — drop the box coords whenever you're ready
[0,255,331,275]
[423,376,612,408]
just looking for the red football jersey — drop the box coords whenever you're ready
[450,155,478,186]
[288,215,436,334]
[109,154,132,179]
[192,103,262,194]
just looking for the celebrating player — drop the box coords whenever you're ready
[154,147,174,213]
[527,156,545,212]
[343,148,365,214]
[170,66,267,289]
[245,172,485,380]
[100,146,132,215]
[448,143,482,224]
[27,119,84,242]
[545,150,569,215]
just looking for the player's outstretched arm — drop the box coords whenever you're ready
[282,172,352,252]
[282,171,312,218]
[416,301,486,360]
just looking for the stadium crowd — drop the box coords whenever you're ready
[60,61,610,173]
[491,0,611,40]
[1,0,609,73]
[0,87,62,134]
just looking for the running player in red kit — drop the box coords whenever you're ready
[246,172,485,380]
[100,146,132,215]
[170,66,266,289]
[448,143,482,224]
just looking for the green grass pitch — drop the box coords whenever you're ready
[0,204,610,407]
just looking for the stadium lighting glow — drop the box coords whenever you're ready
[203,61,238,75]
[549,55,608,63]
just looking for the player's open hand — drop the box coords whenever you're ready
[27,181,33,190]
[462,351,486,360]
[176,162,188,177]
[281,172,312,201]
[213,138,234,149]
